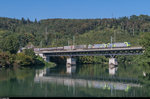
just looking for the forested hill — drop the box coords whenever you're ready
[0,14,150,53]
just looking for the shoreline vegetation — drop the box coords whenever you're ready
[0,49,56,68]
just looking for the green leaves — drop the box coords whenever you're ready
[138,32,150,84]
[0,35,20,54]
[16,53,34,66]
[0,52,14,67]
[23,49,37,59]
[78,56,108,64]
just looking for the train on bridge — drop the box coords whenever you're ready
[34,42,131,51]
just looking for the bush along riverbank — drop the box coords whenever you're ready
[77,56,108,64]
[0,49,56,68]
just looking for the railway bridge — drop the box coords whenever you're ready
[34,47,144,75]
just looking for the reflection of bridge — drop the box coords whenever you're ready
[35,47,144,75]
[34,69,141,91]
[34,74,141,92]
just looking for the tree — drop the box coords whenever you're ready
[16,53,34,66]
[0,52,14,67]
[21,17,26,24]
[139,32,150,78]
[23,49,37,59]
[34,18,37,24]
[0,35,20,54]
[27,18,31,24]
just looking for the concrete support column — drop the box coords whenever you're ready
[44,56,50,62]
[66,57,76,74]
[66,57,76,65]
[109,58,118,75]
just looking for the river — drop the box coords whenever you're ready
[0,63,149,97]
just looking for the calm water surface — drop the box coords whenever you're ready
[0,63,149,97]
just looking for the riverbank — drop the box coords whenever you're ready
[0,49,56,68]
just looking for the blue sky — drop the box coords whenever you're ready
[0,0,150,21]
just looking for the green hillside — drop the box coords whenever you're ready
[1,14,150,49]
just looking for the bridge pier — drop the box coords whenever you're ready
[109,58,118,75]
[66,57,76,66]
[66,65,76,74]
[66,57,76,74]
[43,55,50,62]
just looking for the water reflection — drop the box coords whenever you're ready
[35,66,141,93]
[0,63,146,97]
[35,75,141,91]
[66,64,76,74]
[35,68,46,77]
[109,65,118,75]
[35,64,77,77]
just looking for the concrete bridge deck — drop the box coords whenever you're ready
[35,47,144,57]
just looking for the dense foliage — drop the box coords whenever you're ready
[1,14,150,50]
[136,32,150,84]
[0,52,15,67]
[77,56,108,64]
[0,49,54,68]
[139,32,150,72]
